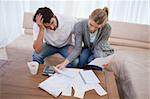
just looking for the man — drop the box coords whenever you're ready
[32,7,77,66]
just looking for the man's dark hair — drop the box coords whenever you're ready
[33,7,54,23]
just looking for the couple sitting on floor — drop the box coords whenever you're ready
[32,7,114,70]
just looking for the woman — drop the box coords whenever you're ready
[56,7,114,69]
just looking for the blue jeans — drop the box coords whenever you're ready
[32,43,78,67]
[77,48,95,68]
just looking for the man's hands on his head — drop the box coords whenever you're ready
[36,13,45,29]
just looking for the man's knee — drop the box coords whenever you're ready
[32,52,44,64]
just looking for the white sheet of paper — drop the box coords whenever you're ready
[73,72,106,98]
[39,68,83,97]
[53,67,75,78]
[39,68,107,98]
[79,70,100,84]
[61,83,72,96]
[72,72,85,90]
[38,75,64,97]
[74,89,85,99]
[88,54,114,68]
[84,84,95,92]
[73,73,86,98]
[94,84,107,96]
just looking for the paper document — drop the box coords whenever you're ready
[61,84,72,96]
[94,84,107,96]
[74,89,85,99]
[88,54,114,68]
[72,72,86,98]
[39,68,107,98]
[38,74,64,97]
[39,68,83,97]
[79,70,100,84]
[53,66,74,78]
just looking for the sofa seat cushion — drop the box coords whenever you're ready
[109,21,150,43]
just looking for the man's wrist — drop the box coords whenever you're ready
[39,27,45,31]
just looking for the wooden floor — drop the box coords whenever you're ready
[0,47,119,99]
[1,66,119,99]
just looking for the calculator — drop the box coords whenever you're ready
[42,65,55,76]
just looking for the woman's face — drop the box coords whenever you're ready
[88,19,102,33]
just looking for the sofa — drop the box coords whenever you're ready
[22,12,150,99]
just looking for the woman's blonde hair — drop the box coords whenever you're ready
[90,7,109,25]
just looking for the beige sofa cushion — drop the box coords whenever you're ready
[109,21,150,43]
[109,37,150,49]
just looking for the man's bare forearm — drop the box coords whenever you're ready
[33,28,44,53]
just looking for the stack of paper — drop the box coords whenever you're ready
[39,68,82,97]
[38,68,107,98]
[72,70,107,98]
